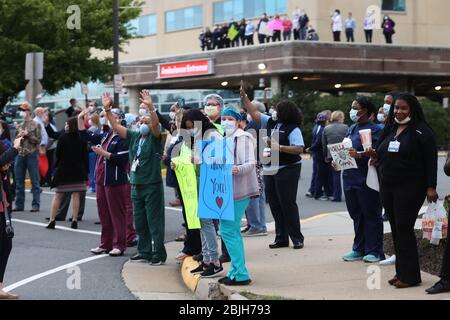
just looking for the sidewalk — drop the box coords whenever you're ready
[122,210,450,300]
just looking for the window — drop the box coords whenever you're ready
[165,6,203,32]
[382,0,406,12]
[213,0,287,24]
[128,14,157,36]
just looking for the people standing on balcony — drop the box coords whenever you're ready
[307,25,320,41]
[345,12,356,42]
[331,9,343,42]
[257,13,270,44]
[222,22,230,48]
[212,24,223,49]
[364,11,375,43]
[282,16,293,41]
[299,10,310,40]
[292,8,301,40]
[245,20,255,45]
[382,15,396,44]
[199,27,213,51]
[238,19,247,47]
[269,15,283,42]
[229,18,239,48]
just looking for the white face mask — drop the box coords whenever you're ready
[271,111,278,121]
[88,106,95,113]
[169,112,176,120]
[383,103,391,114]
[204,105,219,118]
[139,109,149,117]
[395,116,411,125]
[221,120,237,135]
[100,117,108,126]
[377,113,386,123]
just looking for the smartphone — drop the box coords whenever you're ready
[177,98,186,109]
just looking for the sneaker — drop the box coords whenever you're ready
[342,250,364,262]
[240,226,251,234]
[109,248,123,257]
[190,263,206,275]
[363,254,381,263]
[243,229,268,237]
[175,234,186,242]
[317,196,329,201]
[130,254,149,263]
[90,247,109,255]
[193,254,203,262]
[150,259,165,266]
[220,277,251,286]
[379,255,396,265]
[305,192,313,198]
[127,240,138,247]
[175,252,190,261]
[426,279,450,294]
[200,264,224,278]
[30,208,40,213]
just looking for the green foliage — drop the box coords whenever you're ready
[270,91,450,148]
[0,0,142,108]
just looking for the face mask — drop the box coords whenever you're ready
[383,103,391,114]
[169,112,176,120]
[377,113,386,123]
[140,124,150,136]
[221,120,237,135]
[88,106,95,113]
[395,116,411,125]
[139,109,149,117]
[349,109,360,123]
[19,111,27,118]
[204,105,219,117]
[271,111,278,121]
[100,117,108,126]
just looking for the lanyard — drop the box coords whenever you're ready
[136,138,145,158]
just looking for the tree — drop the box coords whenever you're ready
[0,0,142,109]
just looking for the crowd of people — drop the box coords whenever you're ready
[0,81,449,299]
[199,8,398,51]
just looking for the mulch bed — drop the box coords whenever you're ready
[384,230,447,276]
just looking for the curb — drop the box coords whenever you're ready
[181,258,248,300]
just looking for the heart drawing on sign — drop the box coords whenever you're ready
[216,196,224,209]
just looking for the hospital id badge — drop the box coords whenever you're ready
[388,141,400,153]
[131,159,139,172]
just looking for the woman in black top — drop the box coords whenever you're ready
[368,93,438,288]
[0,137,23,300]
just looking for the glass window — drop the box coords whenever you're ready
[165,6,203,32]
[213,0,287,24]
[128,14,156,36]
[382,0,406,11]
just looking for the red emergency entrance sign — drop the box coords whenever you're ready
[158,60,214,79]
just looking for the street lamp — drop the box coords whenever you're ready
[435,86,442,91]
[258,63,267,71]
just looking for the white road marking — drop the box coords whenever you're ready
[40,190,183,212]
[12,218,101,236]
[4,255,109,293]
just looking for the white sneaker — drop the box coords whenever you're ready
[90,247,108,255]
[379,254,396,265]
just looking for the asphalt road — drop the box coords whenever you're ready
[4,158,449,300]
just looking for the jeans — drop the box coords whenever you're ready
[345,28,354,42]
[283,32,291,41]
[88,152,97,192]
[246,189,266,232]
[200,218,219,263]
[14,151,40,210]
[300,27,308,40]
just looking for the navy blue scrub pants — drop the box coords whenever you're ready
[344,186,384,258]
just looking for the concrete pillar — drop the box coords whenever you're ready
[127,87,140,115]
[270,76,282,96]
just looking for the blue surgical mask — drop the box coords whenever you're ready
[377,113,386,123]
[140,124,150,136]
[221,120,237,135]
[383,103,391,114]
[349,109,360,123]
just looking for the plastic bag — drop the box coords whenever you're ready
[422,201,448,245]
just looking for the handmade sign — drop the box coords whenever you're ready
[198,139,235,221]
[328,142,358,171]
[172,152,201,230]
[228,24,239,41]
[258,21,273,36]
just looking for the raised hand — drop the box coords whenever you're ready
[139,90,153,109]
[240,80,252,108]
[102,93,113,110]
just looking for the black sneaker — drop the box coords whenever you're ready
[200,264,224,278]
[220,277,251,286]
[127,240,138,247]
[150,259,165,266]
[193,254,203,262]
[426,279,450,294]
[130,254,149,262]
[190,263,206,275]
